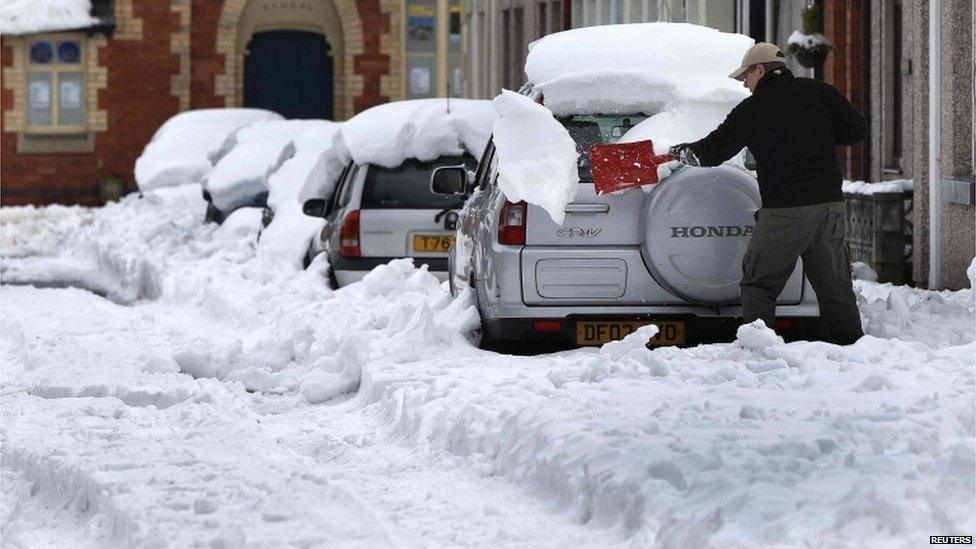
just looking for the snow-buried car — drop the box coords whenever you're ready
[433,23,821,349]
[300,99,493,285]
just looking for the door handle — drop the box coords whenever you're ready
[564,203,610,214]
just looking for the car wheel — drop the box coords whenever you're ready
[328,267,340,290]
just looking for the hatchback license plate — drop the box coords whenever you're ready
[413,234,454,253]
[575,320,686,346]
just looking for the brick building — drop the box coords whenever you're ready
[1,0,445,206]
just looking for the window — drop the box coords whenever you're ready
[361,156,476,210]
[26,34,86,133]
[475,141,495,189]
[559,113,651,180]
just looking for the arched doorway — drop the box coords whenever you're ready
[244,30,334,119]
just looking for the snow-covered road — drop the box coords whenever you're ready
[2,185,974,547]
[1,286,615,547]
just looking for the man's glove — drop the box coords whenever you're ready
[669,143,700,167]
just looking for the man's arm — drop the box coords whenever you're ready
[829,86,867,145]
[675,101,757,167]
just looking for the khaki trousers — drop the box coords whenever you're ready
[741,201,864,345]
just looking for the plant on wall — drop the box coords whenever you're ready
[787,1,833,68]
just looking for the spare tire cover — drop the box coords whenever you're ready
[641,165,760,305]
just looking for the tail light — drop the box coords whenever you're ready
[532,320,563,333]
[339,210,360,258]
[774,319,792,331]
[498,201,527,245]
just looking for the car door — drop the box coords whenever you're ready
[452,141,495,295]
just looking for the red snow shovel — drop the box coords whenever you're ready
[588,140,676,195]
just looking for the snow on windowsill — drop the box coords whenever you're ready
[843,179,914,195]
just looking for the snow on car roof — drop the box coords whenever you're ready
[0,0,97,35]
[525,22,753,116]
[339,98,494,168]
[205,119,334,213]
[135,109,281,192]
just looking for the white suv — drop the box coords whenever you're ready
[303,155,477,286]
[431,98,821,350]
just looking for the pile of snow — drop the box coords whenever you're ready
[203,119,329,213]
[525,23,752,117]
[339,98,493,168]
[135,109,281,192]
[259,122,343,266]
[491,91,579,224]
[619,102,748,164]
[0,0,97,35]
[843,179,913,195]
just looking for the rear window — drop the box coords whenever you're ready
[560,114,649,181]
[361,155,477,209]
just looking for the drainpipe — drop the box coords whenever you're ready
[610,0,621,24]
[928,0,942,288]
[765,0,773,42]
[862,0,872,182]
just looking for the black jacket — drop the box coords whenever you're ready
[687,68,866,208]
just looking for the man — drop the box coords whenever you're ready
[669,42,866,345]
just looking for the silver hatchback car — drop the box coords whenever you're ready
[431,90,822,350]
[303,154,477,286]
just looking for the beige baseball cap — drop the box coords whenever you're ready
[729,42,787,80]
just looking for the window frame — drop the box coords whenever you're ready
[24,32,88,135]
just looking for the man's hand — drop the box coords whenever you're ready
[669,143,701,167]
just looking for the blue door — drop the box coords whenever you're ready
[244,30,333,120]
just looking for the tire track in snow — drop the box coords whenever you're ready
[255,394,622,548]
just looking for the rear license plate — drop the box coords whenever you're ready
[413,234,454,253]
[575,320,686,346]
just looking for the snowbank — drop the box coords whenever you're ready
[204,119,329,213]
[339,98,493,168]
[259,122,343,266]
[491,91,579,224]
[525,23,752,116]
[135,109,281,192]
[0,0,96,35]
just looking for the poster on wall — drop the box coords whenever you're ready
[410,67,431,94]
[29,80,51,108]
[407,4,435,43]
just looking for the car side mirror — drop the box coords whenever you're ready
[430,165,469,196]
[303,199,328,217]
